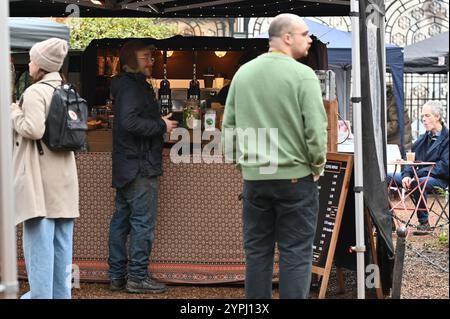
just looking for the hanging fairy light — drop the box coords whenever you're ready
[90,0,104,6]
[215,51,227,58]
[161,50,174,58]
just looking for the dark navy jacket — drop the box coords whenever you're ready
[402,126,449,186]
[110,72,166,189]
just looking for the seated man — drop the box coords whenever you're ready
[388,101,449,234]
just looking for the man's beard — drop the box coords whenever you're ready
[141,67,152,77]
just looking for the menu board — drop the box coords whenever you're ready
[312,153,353,275]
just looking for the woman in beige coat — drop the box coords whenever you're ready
[10,38,79,299]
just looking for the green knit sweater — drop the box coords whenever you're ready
[222,52,328,180]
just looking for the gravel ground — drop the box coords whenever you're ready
[390,195,449,299]
[18,201,449,299]
[399,231,449,299]
[19,231,447,300]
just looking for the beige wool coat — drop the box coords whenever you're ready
[11,72,79,225]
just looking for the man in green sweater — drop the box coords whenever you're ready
[222,14,328,299]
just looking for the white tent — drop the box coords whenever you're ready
[9,17,70,50]
[0,1,18,299]
[1,17,70,299]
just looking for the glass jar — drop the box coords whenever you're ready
[183,99,201,130]
[204,109,216,131]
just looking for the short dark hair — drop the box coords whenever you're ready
[268,14,296,40]
[119,40,152,72]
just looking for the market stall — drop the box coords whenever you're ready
[79,35,335,152]
[5,0,396,299]
[15,35,341,285]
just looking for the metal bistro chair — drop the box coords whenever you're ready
[427,186,449,230]
[406,185,449,230]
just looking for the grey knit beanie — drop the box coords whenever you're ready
[30,38,68,72]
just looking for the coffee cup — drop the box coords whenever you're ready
[406,152,415,162]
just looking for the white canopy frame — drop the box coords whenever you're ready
[0,0,19,300]
[350,0,365,300]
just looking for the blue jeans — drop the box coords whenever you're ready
[387,172,448,224]
[242,176,319,299]
[21,218,74,299]
[108,175,159,281]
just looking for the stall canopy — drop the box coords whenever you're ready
[9,0,351,17]
[404,31,449,129]
[87,35,270,51]
[260,18,405,130]
[404,31,449,74]
[82,35,271,106]
[9,17,70,50]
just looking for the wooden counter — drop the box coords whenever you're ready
[86,129,112,152]
[16,151,355,290]
[17,100,340,284]
[17,152,255,284]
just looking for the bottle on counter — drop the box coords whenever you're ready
[97,56,105,76]
[159,50,172,116]
[91,106,97,119]
[187,52,200,101]
[104,55,112,76]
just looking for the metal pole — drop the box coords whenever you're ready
[447,70,449,128]
[0,1,18,299]
[350,0,366,299]
[392,226,408,299]
[381,6,387,151]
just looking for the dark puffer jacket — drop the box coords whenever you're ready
[402,126,449,185]
[110,72,166,189]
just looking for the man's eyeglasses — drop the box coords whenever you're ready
[271,32,310,38]
[288,32,309,37]
[138,56,155,63]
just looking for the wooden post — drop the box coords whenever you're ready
[323,99,338,153]
[336,267,346,294]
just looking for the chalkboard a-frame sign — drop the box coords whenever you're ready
[312,152,353,299]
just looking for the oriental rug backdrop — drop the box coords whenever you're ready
[16,152,280,284]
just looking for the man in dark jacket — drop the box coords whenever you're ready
[108,40,177,293]
[388,101,449,234]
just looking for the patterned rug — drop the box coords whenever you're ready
[17,152,280,284]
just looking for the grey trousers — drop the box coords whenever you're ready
[242,176,319,299]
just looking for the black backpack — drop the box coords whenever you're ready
[36,81,88,154]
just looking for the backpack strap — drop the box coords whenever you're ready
[34,81,61,156]
[39,81,59,90]
[36,140,44,156]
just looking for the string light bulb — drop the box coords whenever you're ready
[90,0,104,5]
[161,50,174,58]
[215,51,227,58]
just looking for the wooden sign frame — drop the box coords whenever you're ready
[311,152,353,299]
